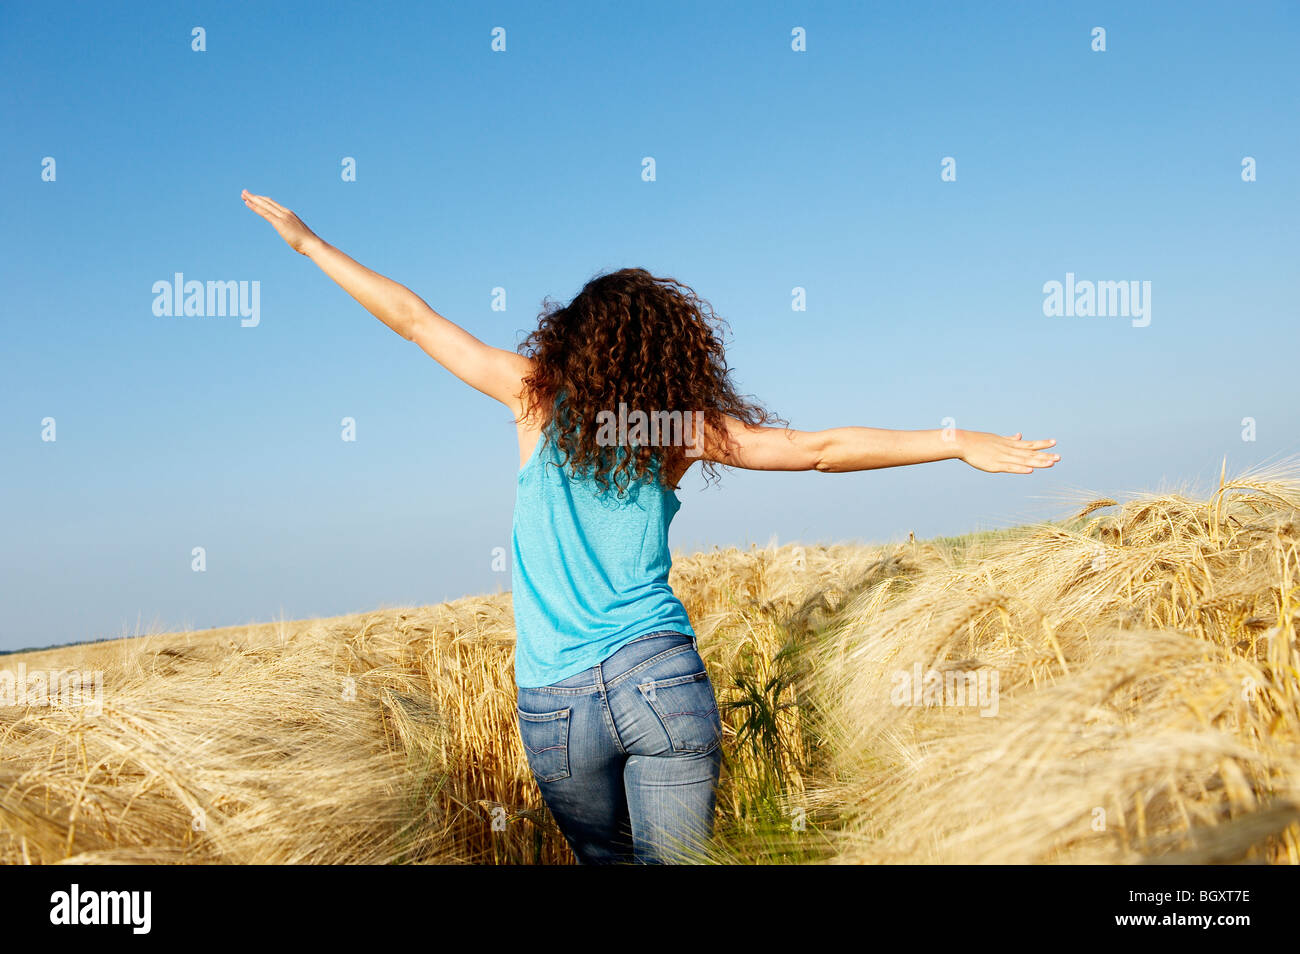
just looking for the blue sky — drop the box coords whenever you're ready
[2,1,1297,650]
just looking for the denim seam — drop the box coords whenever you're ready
[595,659,629,755]
[636,669,710,692]
[604,643,696,691]
[517,707,571,723]
[628,628,691,644]
[516,638,697,695]
[517,684,600,696]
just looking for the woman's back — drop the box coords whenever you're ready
[510,417,695,688]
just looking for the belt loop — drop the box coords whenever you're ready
[596,659,606,693]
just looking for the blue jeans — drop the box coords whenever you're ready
[516,630,724,864]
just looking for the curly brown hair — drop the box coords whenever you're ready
[517,267,783,496]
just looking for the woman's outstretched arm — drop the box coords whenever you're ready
[699,415,1059,475]
[241,190,531,414]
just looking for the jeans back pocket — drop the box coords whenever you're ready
[517,706,572,782]
[638,670,722,754]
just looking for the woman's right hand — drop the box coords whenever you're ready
[958,431,1060,474]
[241,190,323,255]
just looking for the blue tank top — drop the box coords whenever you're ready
[510,417,696,688]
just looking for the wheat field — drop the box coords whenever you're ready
[3,461,1299,864]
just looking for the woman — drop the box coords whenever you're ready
[241,190,1060,864]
